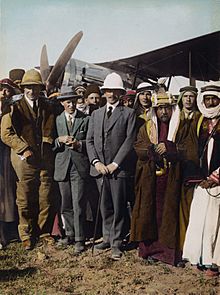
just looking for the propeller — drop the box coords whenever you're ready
[40,44,51,83]
[46,31,83,92]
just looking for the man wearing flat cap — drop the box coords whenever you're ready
[53,86,90,254]
[1,69,55,250]
[0,79,18,101]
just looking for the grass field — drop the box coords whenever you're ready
[0,241,219,295]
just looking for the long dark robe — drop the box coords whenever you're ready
[130,119,190,265]
[178,110,200,250]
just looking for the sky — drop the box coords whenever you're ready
[0,0,219,92]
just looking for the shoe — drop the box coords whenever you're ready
[205,268,219,277]
[40,236,55,246]
[22,239,33,251]
[111,247,123,260]
[0,243,6,250]
[57,236,74,247]
[176,260,186,268]
[94,242,111,251]
[147,256,158,264]
[74,241,85,254]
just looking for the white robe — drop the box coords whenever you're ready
[183,185,220,266]
[183,138,220,266]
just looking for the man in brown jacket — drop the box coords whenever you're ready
[130,88,190,266]
[1,69,55,250]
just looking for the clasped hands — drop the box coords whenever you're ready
[94,162,117,175]
[154,143,166,155]
[58,135,80,150]
[199,178,217,189]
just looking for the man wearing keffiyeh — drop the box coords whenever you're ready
[183,81,220,277]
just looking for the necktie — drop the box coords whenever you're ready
[107,106,113,119]
[33,100,38,115]
[67,114,73,130]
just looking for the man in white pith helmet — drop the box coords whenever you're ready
[1,69,55,250]
[86,73,136,260]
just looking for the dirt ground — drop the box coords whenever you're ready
[0,241,219,295]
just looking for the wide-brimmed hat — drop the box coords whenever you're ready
[100,72,126,93]
[0,78,18,89]
[57,86,82,101]
[20,69,44,86]
[9,69,25,86]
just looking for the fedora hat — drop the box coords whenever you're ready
[57,86,82,101]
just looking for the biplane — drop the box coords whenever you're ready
[10,31,220,93]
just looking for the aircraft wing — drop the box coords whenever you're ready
[97,31,220,81]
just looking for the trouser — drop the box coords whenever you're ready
[11,150,54,242]
[96,176,127,248]
[58,162,87,242]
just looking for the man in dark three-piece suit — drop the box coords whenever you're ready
[53,87,90,254]
[86,73,136,260]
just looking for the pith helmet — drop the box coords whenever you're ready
[20,69,44,86]
[100,72,125,93]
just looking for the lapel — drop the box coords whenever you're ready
[57,112,69,135]
[98,105,106,134]
[18,97,36,120]
[106,105,123,131]
[72,110,84,137]
[95,106,106,147]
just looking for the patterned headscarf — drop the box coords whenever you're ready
[197,82,220,118]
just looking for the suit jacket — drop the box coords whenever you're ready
[54,110,90,181]
[86,104,136,177]
[1,95,55,155]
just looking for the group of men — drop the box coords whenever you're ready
[0,68,220,274]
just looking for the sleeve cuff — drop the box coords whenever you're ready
[92,159,100,166]
[112,162,118,168]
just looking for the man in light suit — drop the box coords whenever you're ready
[54,87,90,254]
[86,73,136,260]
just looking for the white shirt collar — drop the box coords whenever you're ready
[24,94,38,108]
[64,110,76,121]
[106,101,119,112]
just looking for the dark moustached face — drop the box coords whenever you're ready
[204,95,220,109]
[156,104,172,123]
